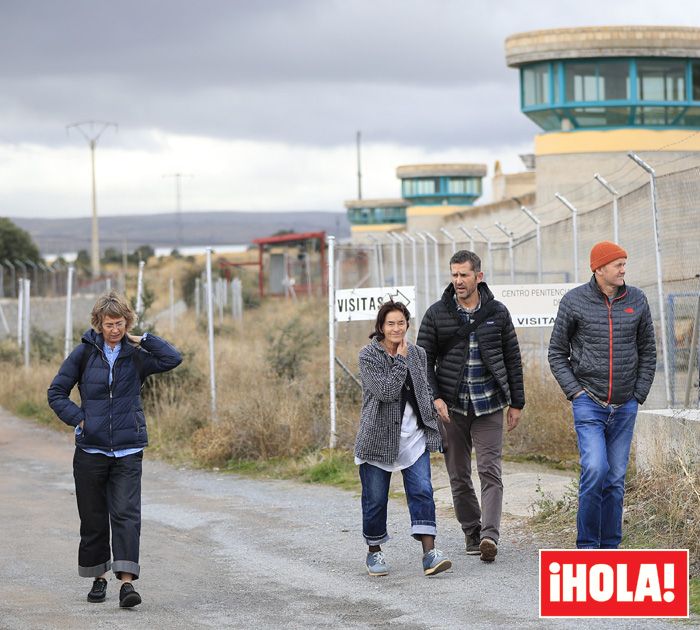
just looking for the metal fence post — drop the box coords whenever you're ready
[495,221,515,283]
[205,248,217,421]
[458,226,475,252]
[389,232,407,286]
[327,235,337,449]
[64,266,74,358]
[231,278,243,320]
[217,278,224,325]
[135,261,145,321]
[23,279,30,367]
[628,152,671,407]
[404,232,419,332]
[424,232,441,301]
[440,227,457,254]
[520,205,542,283]
[684,291,700,407]
[555,193,579,284]
[474,226,493,282]
[17,278,23,347]
[389,233,398,285]
[417,232,431,307]
[594,173,620,244]
[195,277,200,319]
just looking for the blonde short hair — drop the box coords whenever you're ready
[91,290,136,332]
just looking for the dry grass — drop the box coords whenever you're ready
[504,366,579,467]
[0,298,359,466]
[139,298,359,464]
[0,300,579,468]
[530,459,700,575]
[0,340,74,430]
[624,456,700,572]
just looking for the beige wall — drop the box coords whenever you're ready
[492,171,536,202]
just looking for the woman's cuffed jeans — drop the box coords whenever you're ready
[73,447,143,579]
[572,392,638,549]
[359,450,437,546]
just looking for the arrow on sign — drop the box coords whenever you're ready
[388,288,411,307]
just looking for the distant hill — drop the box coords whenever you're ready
[10,210,351,256]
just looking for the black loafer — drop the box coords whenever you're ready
[87,577,107,603]
[119,582,142,608]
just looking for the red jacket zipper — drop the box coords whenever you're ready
[605,290,628,404]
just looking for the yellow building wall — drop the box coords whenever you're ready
[535,129,700,155]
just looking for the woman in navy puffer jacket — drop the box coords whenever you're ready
[48,290,181,608]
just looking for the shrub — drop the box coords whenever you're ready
[266,315,315,380]
[30,327,62,363]
[0,339,20,366]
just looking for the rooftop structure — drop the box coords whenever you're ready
[396,163,487,206]
[344,198,409,228]
[506,26,700,131]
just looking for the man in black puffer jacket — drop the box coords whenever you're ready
[48,291,182,608]
[549,241,655,550]
[418,250,524,563]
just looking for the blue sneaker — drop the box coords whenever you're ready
[423,549,452,576]
[366,551,389,576]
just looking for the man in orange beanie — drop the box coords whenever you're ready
[548,241,656,549]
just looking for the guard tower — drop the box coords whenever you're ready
[506,26,700,202]
[397,163,487,232]
[344,198,410,240]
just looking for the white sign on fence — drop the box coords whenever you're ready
[335,285,416,322]
[490,283,579,327]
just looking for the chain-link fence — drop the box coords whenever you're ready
[0,268,124,342]
[0,263,118,299]
[334,161,700,409]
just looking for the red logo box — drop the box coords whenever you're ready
[540,549,688,618]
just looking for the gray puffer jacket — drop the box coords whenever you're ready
[354,338,442,465]
[548,275,656,405]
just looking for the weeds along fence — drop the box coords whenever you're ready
[335,161,700,410]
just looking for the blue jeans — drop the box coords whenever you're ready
[359,450,437,546]
[572,392,638,549]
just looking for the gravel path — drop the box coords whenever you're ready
[0,407,691,629]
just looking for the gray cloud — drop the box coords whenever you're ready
[1,0,699,149]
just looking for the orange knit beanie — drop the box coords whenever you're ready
[590,241,627,271]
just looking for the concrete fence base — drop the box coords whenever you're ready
[635,408,700,471]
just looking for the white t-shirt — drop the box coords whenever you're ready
[355,401,427,472]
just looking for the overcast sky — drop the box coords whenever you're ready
[2,0,700,218]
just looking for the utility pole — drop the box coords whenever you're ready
[163,173,193,250]
[67,121,118,278]
[356,130,362,200]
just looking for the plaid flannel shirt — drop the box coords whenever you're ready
[454,296,507,417]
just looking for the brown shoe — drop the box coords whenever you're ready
[479,537,497,562]
[465,532,481,555]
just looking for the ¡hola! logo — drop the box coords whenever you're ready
[539,550,688,618]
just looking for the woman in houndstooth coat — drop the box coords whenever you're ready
[354,301,451,578]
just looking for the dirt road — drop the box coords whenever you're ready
[0,408,687,629]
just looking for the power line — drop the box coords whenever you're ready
[162,173,193,248]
